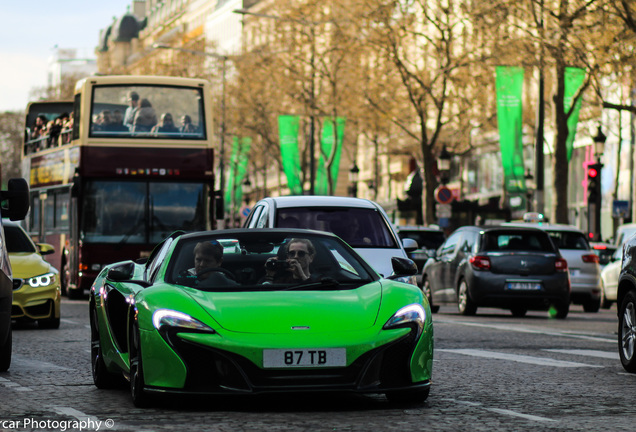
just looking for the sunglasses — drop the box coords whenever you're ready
[288,250,308,258]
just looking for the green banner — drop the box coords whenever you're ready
[278,115,303,195]
[224,136,251,212]
[495,66,526,194]
[564,67,586,161]
[316,117,346,195]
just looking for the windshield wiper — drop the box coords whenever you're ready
[283,277,341,291]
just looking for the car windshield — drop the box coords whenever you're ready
[398,230,445,250]
[481,230,555,252]
[547,231,589,250]
[4,226,37,253]
[275,207,397,248]
[166,231,378,291]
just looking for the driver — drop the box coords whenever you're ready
[188,241,237,287]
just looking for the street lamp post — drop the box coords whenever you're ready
[152,43,229,225]
[234,8,318,195]
[524,169,534,212]
[589,126,607,241]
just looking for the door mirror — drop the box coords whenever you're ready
[402,238,418,253]
[107,261,136,281]
[387,256,418,278]
[0,178,30,221]
[36,243,56,255]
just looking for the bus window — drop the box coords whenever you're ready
[148,182,207,243]
[30,195,41,235]
[44,195,55,233]
[90,85,205,140]
[56,191,70,230]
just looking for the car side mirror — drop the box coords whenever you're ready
[402,238,418,253]
[0,178,30,221]
[36,243,55,255]
[107,261,136,281]
[387,256,418,279]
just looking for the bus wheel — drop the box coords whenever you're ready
[60,258,68,296]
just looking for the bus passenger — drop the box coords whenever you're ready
[132,98,157,133]
[151,113,179,136]
[124,91,139,127]
[31,115,48,140]
[110,110,129,133]
[180,115,197,135]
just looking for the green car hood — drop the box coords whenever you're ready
[185,282,383,334]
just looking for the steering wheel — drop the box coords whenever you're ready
[196,267,237,281]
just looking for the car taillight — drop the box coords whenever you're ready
[581,254,600,264]
[470,255,491,270]
[555,258,568,272]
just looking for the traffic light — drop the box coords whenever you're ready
[587,163,602,204]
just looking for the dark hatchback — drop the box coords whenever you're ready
[421,225,571,318]
[396,226,446,286]
[617,236,636,372]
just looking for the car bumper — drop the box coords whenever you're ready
[466,272,570,309]
[140,322,434,396]
[11,283,61,321]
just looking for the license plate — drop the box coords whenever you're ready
[263,348,346,368]
[570,269,580,277]
[506,282,542,290]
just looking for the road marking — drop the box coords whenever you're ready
[11,355,73,372]
[0,376,33,391]
[438,349,603,367]
[442,398,556,422]
[434,319,614,343]
[544,349,619,360]
[51,407,100,424]
[60,318,78,325]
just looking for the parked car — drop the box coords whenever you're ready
[504,222,601,312]
[90,228,433,406]
[600,248,621,309]
[4,220,61,329]
[244,196,418,284]
[613,223,636,247]
[589,242,618,268]
[421,225,570,318]
[396,225,446,286]
[0,178,30,371]
[616,231,636,372]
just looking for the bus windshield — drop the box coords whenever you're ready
[90,84,206,139]
[81,180,208,244]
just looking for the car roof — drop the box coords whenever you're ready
[396,225,443,232]
[259,196,379,209]
[502,222,585,233]
[180,227,341,241]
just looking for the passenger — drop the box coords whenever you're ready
[31,115,48,140]
[110,110,129,133]
[47,116,64,147]
[187,241,237,288]
[180,115,197,135]
[132,99,158,133]
[262,238,318,284]
[151,113,180,136]
[123,91,140,127]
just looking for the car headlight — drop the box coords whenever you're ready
[383,304,426,338]
[27,272,56,288]
[152,309,216,334]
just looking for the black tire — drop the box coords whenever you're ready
[457,279,477,316]
[67,287,83,300]
[510,307,527,318]
[60,256,68,296]
[386,386,430,404]
[130,321,152,407]
[583,298,601,313]
[0,330,11,372]
[618,290,636,373]
[38,316,60,329]
[90,306,119,388]
[552,300,569,319]
[422,278,440,313]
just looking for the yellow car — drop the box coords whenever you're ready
[3,220,60,329]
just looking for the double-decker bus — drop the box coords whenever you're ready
[22,76,216,298]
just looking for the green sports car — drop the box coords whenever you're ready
[90,229,434,407]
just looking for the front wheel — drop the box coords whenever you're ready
[422,278,440,313]
[90,306,120,388]
[510,307,527,318]
[386,386,430,404]
[130,321,152,407]
[457,280,477,316]
[38,316,60,329]
[583,298,601,313]
[618,290,636,373]
[0,330,11,372]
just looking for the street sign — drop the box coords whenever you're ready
[435,185,454,204]
[241,206,251,217]
[436,203,452,218]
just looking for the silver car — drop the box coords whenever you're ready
[504,222,602,312]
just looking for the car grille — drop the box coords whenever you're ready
[170,333,418,394]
